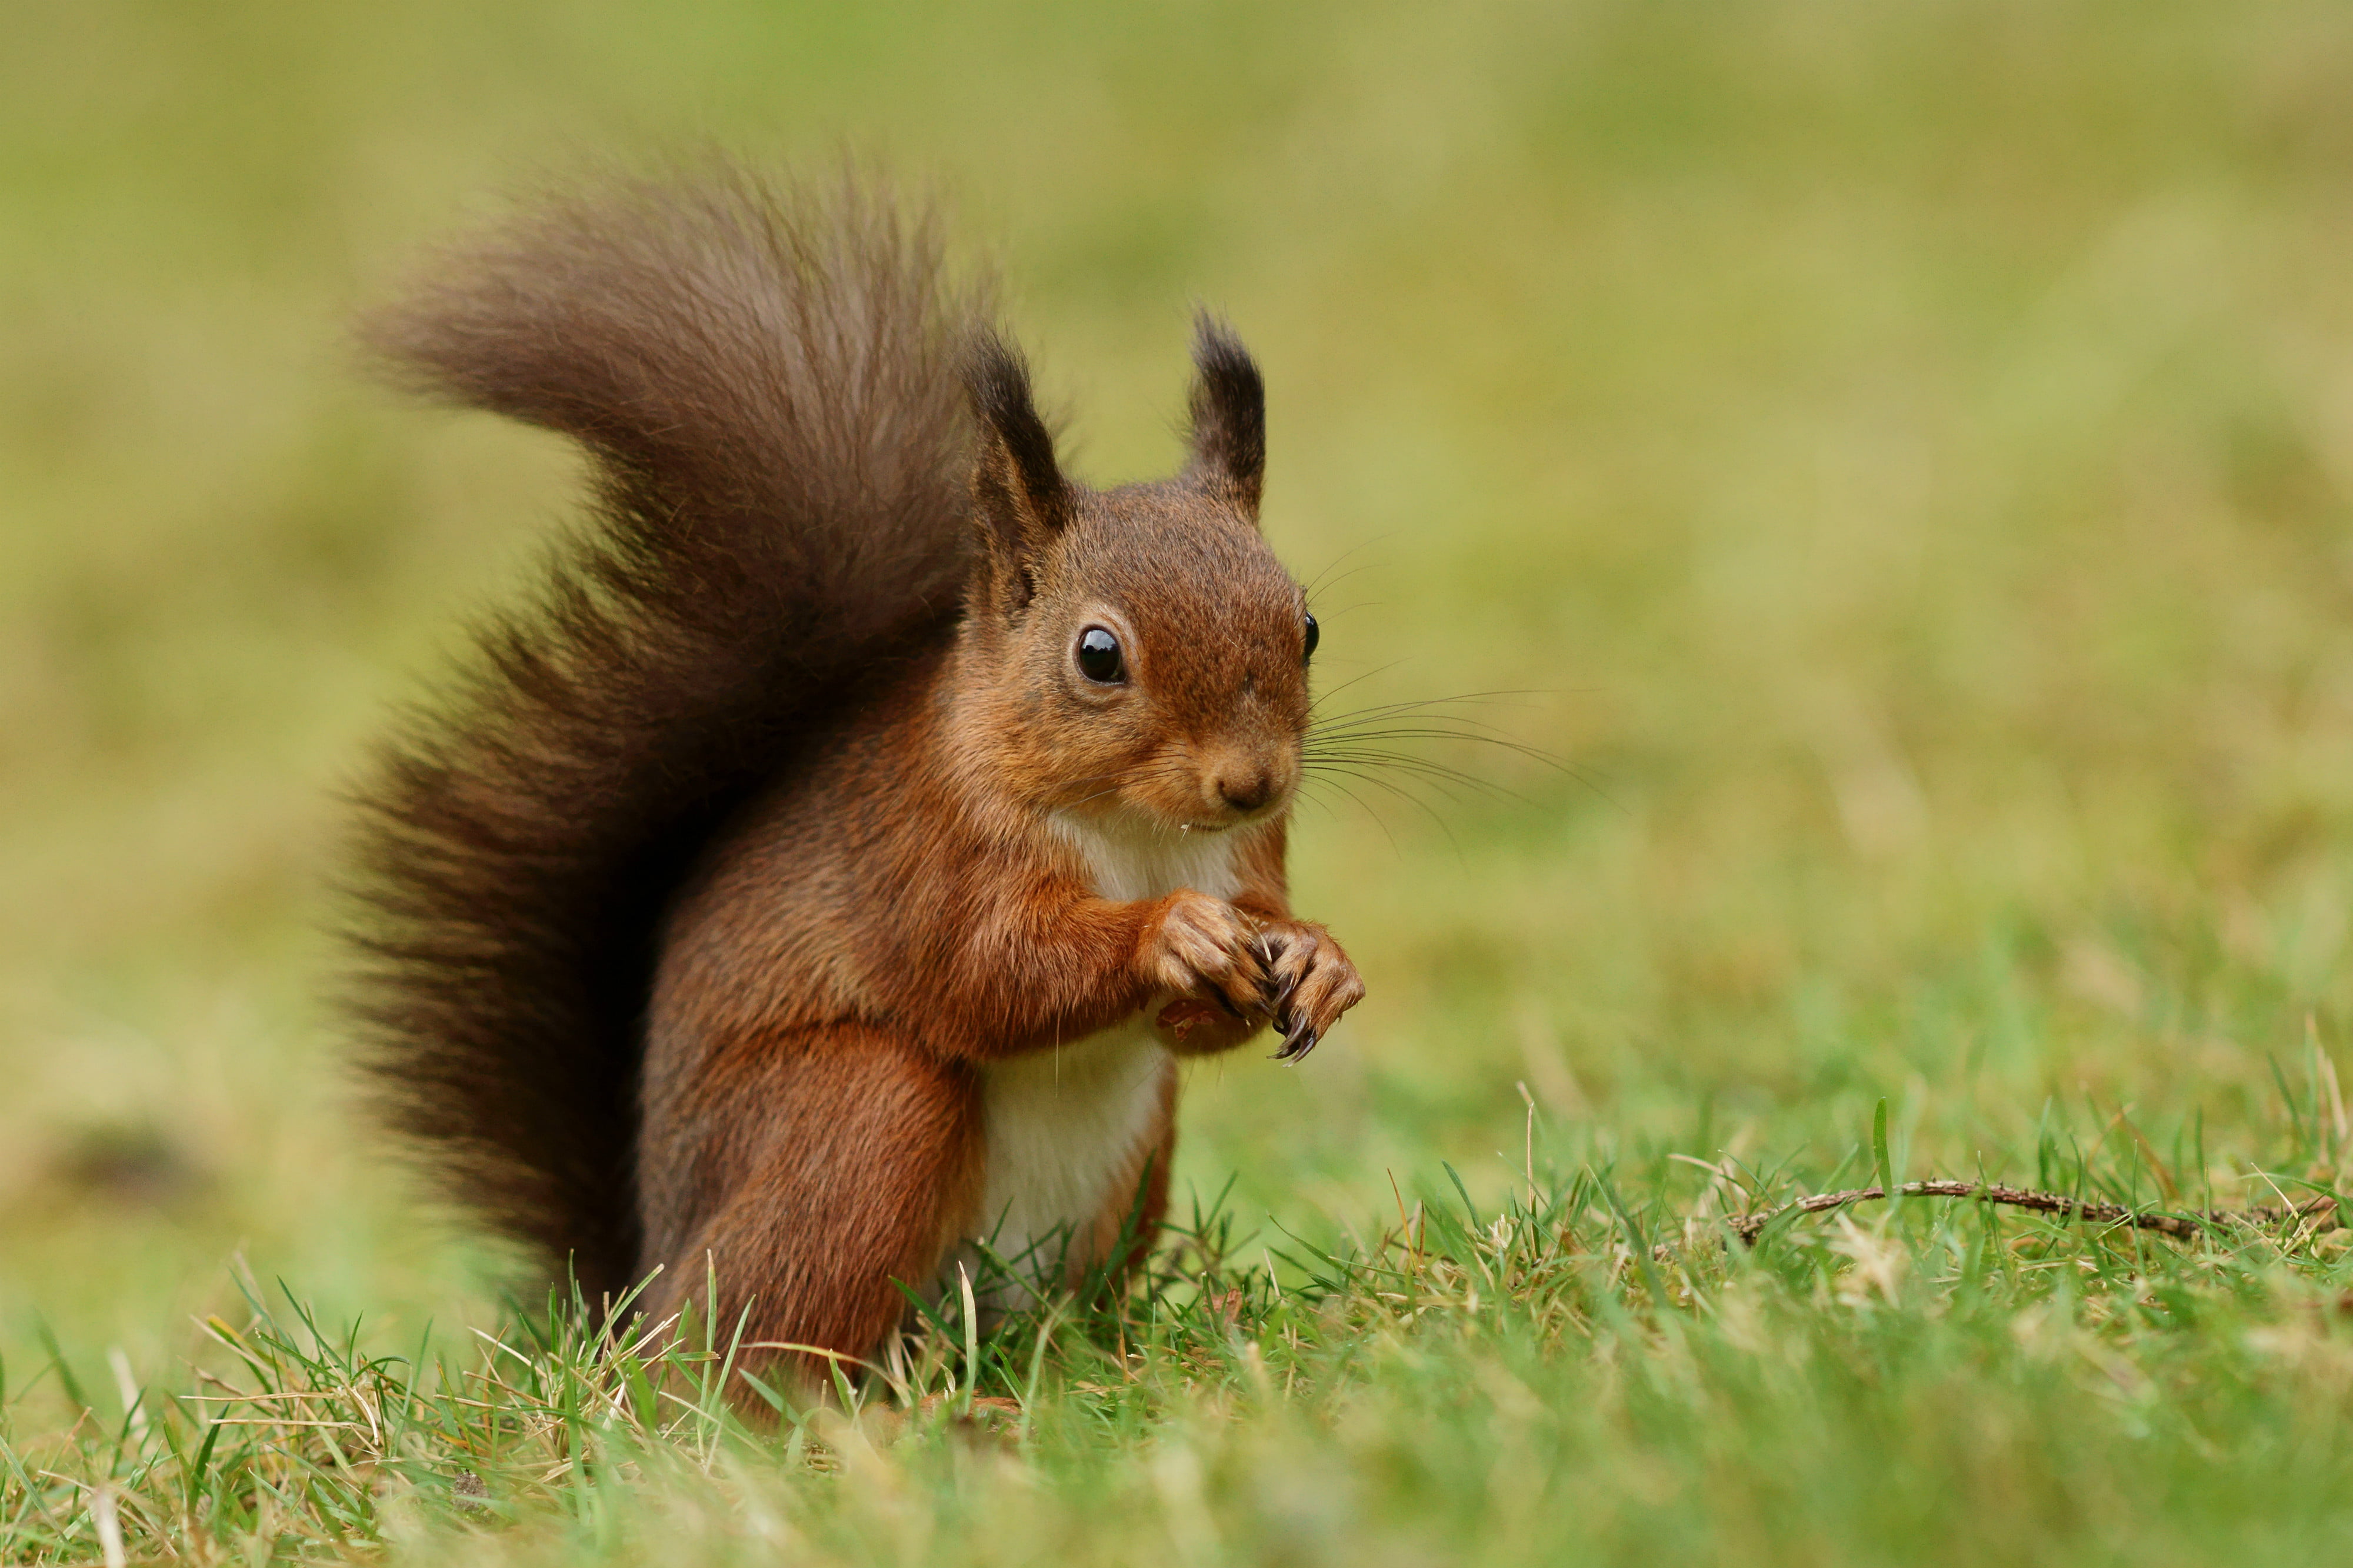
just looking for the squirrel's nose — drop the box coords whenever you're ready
[1214,768,1275,814]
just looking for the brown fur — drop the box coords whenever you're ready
[346,162,1364,1391]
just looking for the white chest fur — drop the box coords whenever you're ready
[1045,812,1247,904]
[961,815,1245,1288]
[972,1019,1171,1281]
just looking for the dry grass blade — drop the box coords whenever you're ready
[1729,1179,2339,1245]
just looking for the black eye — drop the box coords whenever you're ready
[1075,626,1125,684]
[1302,612,1319,663]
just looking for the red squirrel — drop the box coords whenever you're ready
[346,166,1363,1382]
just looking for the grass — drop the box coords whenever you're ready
[12,0,2353,1561]
[17,1112,2353,1565]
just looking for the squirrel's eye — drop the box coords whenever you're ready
[1075,626,1125,685]
[1302,612,1319,664]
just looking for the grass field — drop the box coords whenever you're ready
[12,1,2353,1562]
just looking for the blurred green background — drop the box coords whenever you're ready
[9,0,2353,1389]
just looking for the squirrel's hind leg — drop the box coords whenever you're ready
[636,1023,985,1399]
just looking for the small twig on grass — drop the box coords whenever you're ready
[1728,1179,2337,1246]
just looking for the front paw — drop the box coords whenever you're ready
[1256,920,1365,1062]
[1137,890,1272,1026]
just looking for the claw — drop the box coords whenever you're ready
[1275,1025,1318,1062]
[1260,970,1296,1020]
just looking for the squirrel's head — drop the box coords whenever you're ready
[958,318,1313,838]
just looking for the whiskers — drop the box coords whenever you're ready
[1298,687,1589,849]
[1044,676,1586,856]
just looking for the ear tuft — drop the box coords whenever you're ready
[1185,312,1265,515]
[962,329,1068,548]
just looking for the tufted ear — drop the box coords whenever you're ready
[1184,313,1264,518]
[962,329,1069,612]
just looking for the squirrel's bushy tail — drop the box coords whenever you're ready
[348,165,982,1299]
